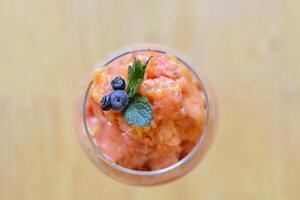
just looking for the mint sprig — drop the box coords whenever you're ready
[127,56,152,98]
[122,57,153,126]
[122,95,152,126]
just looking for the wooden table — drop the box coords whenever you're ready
[1,0,299,199]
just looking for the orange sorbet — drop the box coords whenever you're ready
[85,51,206,171]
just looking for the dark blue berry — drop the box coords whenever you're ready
[100,94,111,111]
[110,90,129,111]
[111,76,126,90]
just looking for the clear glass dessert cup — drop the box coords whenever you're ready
[76,44,217,186]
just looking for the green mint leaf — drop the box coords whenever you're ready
[127,57,152,98]
[122,95,152,126]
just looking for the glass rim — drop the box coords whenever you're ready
[82,45,210,176]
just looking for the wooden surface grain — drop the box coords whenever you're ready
[1,0,300,199]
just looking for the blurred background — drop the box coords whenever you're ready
[1,0,299,199]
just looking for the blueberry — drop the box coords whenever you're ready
[110,90,129,111]
[100,94,111,111]
[111,76,126,90]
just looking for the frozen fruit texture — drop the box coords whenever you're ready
[86,51,206,171]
